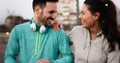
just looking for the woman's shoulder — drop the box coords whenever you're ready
[72,26,82,30]
[71,26,87,33]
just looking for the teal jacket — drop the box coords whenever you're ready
[4,20,74,63]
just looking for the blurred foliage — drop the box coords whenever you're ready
[4,15,23,30]
[0,15,29,32]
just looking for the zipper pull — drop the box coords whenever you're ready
[88,42,91,48]
[89,42,91,46]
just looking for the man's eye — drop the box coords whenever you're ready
[49,11,56,14]
[49,11,54,14]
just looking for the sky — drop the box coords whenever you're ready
[0,0,33,24]
[0,0,120,25]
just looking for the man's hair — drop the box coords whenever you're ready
[32,0,58,11]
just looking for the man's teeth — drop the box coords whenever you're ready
[48,19,56,24]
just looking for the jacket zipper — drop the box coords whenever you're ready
[35,31,41,55]
[87,42,91,63]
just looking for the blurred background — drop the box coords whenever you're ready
[0,0,120,63]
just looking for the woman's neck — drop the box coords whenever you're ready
[89,24,101,40]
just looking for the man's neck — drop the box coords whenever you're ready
[33,17,43,25]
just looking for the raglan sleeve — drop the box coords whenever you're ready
[52,29,74,63]
[4,26,20,63]
[107,50,120,63]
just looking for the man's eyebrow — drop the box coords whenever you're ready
[49,10,57,14]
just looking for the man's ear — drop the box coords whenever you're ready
[93,12,100,20]
[34,5,41,13]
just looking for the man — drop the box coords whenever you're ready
[4,0,74,63]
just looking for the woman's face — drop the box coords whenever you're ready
[79,4,99,29]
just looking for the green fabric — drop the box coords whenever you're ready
[35,31,41,55]
[4,20,74,63]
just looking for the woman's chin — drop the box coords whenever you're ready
[81,25,85,28]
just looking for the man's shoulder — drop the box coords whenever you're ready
[57,28,66,34]
[13,22,30,31]
[16,22,29,28]
[49,27,65,33]
[49,28,67,36]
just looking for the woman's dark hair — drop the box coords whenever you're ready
[84,0,120,52]
[32,0,58,11]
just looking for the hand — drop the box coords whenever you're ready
[36,58,51,63]
[47,19,57,26]
[52,22,63,32]
[47,19,63,32]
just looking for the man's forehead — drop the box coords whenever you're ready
[44,2,57,11]
[45,2,57,8]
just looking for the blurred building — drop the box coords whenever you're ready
[0,15,29,43]
[5,15,25,30]
[57,0,78,30]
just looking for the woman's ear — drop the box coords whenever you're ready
[93,12,100,20]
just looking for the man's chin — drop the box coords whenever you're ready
[45,23,52,27]
[46,21,54,27]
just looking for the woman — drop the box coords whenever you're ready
[69,0,120,63]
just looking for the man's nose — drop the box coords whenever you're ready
[52,13,57,19]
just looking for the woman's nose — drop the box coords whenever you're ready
[78,14,82,19]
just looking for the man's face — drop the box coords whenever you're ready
[37,2,57,27]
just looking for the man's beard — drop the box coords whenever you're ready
[38,17,46,25]
[46,17,56,27]
[38,12,47,26]
[38,17,53,27]
[38,11,55,27]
